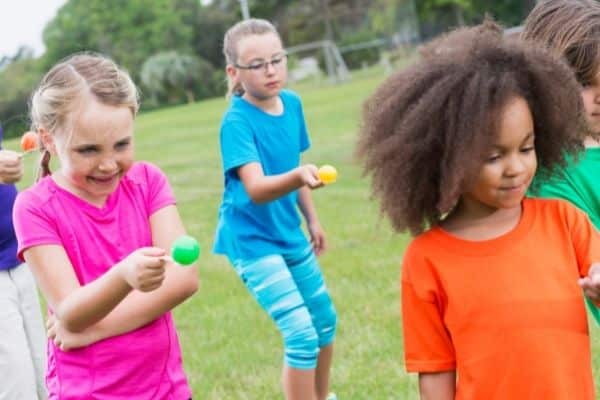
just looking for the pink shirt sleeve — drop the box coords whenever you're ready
[13,189,62,261]
[135,162,176,216]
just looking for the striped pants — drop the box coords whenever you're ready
[234,248,337,369]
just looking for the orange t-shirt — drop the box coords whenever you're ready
[402,198,599,399]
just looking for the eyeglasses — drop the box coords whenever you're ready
[235,53,287,72]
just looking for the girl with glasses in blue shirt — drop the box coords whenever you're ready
[214,18,337,400]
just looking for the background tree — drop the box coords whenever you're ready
[42,0,194,82]
[190,4,237,69]
[0,0,538,137]
[0,52,43,138]
[141,51,218,107]
[417,0,536,39]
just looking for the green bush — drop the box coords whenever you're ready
[0,58,44,138]
[339,29,381,70]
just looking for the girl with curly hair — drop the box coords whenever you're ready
[357,21,600,399]
[522,0,600,324]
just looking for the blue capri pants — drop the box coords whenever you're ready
[233,247,337,370]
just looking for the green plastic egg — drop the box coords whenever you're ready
[171,235,201,266]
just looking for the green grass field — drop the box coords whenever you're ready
[7,67,600,398]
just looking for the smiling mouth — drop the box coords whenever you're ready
[500,182,526,191]
[89,173,119,184]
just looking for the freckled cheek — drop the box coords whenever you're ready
[64,166,89,184]
[73,159,99,177]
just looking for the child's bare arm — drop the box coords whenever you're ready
[48,205,199,349]
[238,161,321,203]
[25,244,166,333]
[419,371,456,400]
[297,186,327,255]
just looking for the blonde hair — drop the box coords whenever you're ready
[223,18,281,97]
[30,53,139,178]
[522,0,600,86]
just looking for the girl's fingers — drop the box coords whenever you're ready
[139,274,165,291]
[159,255,174,263]
[147,274,165,287]
[581,277,600,301]
[141,267,166,282]
[587,288,600,301]
[143,256,167,269]
[319,235,327,252]
[139,246,167,258]
[580,277,592,289]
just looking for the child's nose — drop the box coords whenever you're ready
[265,62,276,74]
[505,155,527,176]
[98,158,118,172]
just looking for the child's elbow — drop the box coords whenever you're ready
[249,193,269,204]
[246,187,268,204]
[182,267,200,298]
[56,308,87,333]
[186,277,199,297]
[62,319,86,333]
[244,181,272,204]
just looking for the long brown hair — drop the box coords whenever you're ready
[522,0,600,86]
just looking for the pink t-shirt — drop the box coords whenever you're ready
[13,162,192,400]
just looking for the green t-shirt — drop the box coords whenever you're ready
[534,148,600,227]
[533,147,600,325]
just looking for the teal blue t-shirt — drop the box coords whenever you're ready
[213,90,311,261]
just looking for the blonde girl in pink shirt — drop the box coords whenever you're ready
[12,53,198,399]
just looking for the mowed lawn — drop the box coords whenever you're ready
[8,67,600,398]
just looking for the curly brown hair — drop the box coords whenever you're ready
[356,20,589,236]
[522,0,600,87]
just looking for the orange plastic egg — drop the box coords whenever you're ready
[20,131,38,152]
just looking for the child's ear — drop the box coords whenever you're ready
[38,127,56,155]
[226,64,238,82]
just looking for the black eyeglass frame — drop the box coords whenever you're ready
[234,53,288,71]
